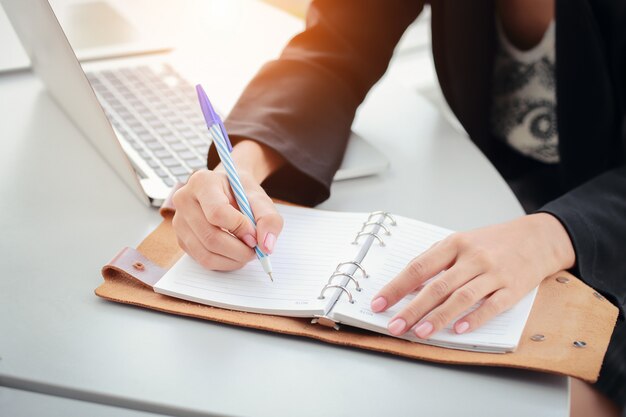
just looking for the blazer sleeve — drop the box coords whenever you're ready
[540,167,626,318]
[208,0,423,206]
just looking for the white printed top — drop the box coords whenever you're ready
[491,19,559,164]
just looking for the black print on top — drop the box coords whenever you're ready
[491,97,559,162]
[491,28,559,164]
[493,56,555,96]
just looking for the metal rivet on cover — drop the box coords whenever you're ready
[530,334,545,342]
[556,276,569,284]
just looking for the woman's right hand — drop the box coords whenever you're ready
[172,167,284,271]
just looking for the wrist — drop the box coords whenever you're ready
[215,139,285,183]
[527,213,576,271]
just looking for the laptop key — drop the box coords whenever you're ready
[127,121,143,130]
[134,127,150,137]
[117,109,131,118]
[162,158,181,167]
[182,130,198,140]
[170,142,188,152]
[196,144,210,155]
[178,150,197,160]
[162,133,179,144]
[169,166,190,176]
[189,138,205,146]
[137,132,154,142]
[187,158,206,169]
[145,141,164,151]
[154,149,172,159]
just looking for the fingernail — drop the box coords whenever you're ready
[242,234,257,248]
[414,321,434,339]
[264,233,276,254]
[371,297,387,312]
[388,318,406,335]
[455,321,470,334]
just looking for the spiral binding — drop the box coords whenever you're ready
[336,261,368,278]
[352,232,385,246]
[352,211,397,246]
[318,284,354,303]
[362,221,391,235]
[328,272,362,292]
[316,211,397,308]
[367,211,397,226]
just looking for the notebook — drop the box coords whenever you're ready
[154,204,537,353]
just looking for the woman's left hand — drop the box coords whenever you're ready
[370,213,576,338]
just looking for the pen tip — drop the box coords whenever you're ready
[268,272,274,282]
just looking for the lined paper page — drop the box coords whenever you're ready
[331,215,537,352]
[154,205,365,317]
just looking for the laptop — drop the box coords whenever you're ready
[1,0,389,206]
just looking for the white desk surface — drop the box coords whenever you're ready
[0,1,568,416]
[0,387,167,417]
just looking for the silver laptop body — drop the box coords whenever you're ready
[2,0,389,206]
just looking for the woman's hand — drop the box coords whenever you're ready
[371,213,576,338]
[172,140,285,271]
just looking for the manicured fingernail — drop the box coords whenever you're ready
[414,321,434,339]
[455,321,470,334]
[388,318,406,335]
[264,233,276,254]
[371,297,387,312]
[242,234,257,248]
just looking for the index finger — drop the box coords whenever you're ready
[371,240,457,312]
[202,200,257,238]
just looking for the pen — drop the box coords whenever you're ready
[195,84,274,282]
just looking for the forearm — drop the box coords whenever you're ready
[527,213,576,271]
[215,139,286,183]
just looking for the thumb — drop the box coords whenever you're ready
[249,194,284,254]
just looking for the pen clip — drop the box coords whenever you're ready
[195,84,233,152]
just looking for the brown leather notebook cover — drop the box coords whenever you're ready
[96,206,618,383]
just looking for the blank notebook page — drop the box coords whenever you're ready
[331,214,538,352]
[154,204,364,317]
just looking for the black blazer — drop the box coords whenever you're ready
[208,0,626,317]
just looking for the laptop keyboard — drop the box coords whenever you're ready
[86,63,210,187]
